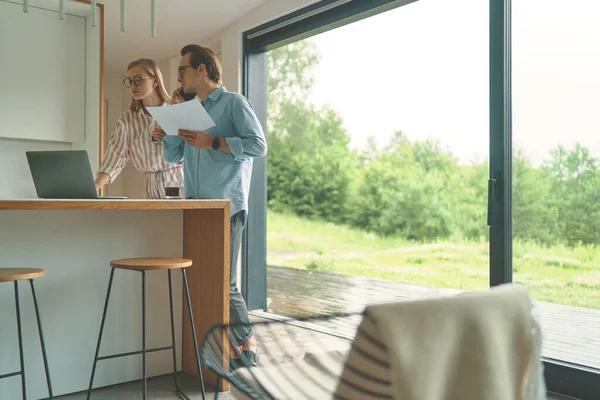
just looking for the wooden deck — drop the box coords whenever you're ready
[264,266,600,371]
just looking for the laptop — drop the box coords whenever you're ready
[26,150,126,199]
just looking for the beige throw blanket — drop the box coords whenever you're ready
[334,284,545,400]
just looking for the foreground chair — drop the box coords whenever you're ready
[201,284,546,400]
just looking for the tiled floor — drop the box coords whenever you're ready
[55,265,586,399]
[56,372,572,399]
[57,373,233,399]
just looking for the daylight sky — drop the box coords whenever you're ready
[306,0,600,166]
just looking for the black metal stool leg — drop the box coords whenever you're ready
[14,281,26,400]
[142,270,147,400]
[214,376,222,400]
[29,279,53,399]
[182,269,206,400]
[87,268,115,400]
[168,270,183,394]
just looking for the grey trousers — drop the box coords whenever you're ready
[229,210,253,345]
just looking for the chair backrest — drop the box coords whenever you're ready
[200,285,546,400]
[200,313,358,399]
[334,284,546,400]
[332,312,394,399]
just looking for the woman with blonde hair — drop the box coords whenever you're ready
[95,58,184,198]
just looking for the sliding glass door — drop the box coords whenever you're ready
[511,1,600,396]
[242,0,600,397]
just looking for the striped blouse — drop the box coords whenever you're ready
[98,105,184,199]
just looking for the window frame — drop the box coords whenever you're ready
[241,1,600,397]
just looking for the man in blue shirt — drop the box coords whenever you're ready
[157,44,266,367]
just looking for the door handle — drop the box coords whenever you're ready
[487,170,501,227]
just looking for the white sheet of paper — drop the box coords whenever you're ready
[146,99,215,136]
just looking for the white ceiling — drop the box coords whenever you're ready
[101,0,266,75]
[21,0,267,75]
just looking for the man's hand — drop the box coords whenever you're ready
[178,129,212,149]
[152,127,166,143]
[171,88,185,105]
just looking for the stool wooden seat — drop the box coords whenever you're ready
[87,257,205,400]
[0,268,53,399]
[110,257,192,271]
[0,268,45,282]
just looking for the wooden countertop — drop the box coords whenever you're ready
[0,199,230,211]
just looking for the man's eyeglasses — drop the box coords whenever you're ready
[123,75,154,88]
[177,65,193,79]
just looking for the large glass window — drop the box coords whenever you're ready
[512,0,600,369]
[266,0,490,313]
[245,0,600,395]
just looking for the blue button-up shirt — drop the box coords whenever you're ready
[162,86,267,217]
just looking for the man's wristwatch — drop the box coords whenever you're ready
[211,136,221,150]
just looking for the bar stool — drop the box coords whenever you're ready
[0,268,53,400]
[86,258,206,400]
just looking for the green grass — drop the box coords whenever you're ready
[267,211,600,309]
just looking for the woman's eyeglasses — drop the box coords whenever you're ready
[123,75,154,88]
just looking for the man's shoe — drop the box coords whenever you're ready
[229,348,259,371]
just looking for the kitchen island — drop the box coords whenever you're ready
[0,199,230,398]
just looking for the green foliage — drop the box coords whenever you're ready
[267,41,320,110]
[305,259,336,273]
[349,135,454,240]
[510,144,600,246]
[267,211,600,310]
[512,149,560,244]
[266,40,355,223]
[452,162,489,240]
[267,40,600,247]
[542,144,600,246]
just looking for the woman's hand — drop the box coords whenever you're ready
[95,172,110,191]
[152,127,166,143]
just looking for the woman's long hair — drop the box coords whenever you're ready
[127,58,171,112]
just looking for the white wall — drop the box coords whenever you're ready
[0,1,85,143]
[0,210,184,398]
[0,4,101,199]
[0,139,72,198]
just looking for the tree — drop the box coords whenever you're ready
[265,40,600,248]
[266,39,355,223]
[512,148,559,244]
[543,144,600,245]
[267,40,320,124]
[349,132,455,240]
[453,161,489,240]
